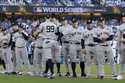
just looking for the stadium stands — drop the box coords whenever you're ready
[0,0,125,7]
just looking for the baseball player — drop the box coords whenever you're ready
[0,27,6,70]
[81,20,96,78]
[69,18,85,77]
[110,26,119,63]
[116,18,125,80]
[60,18,73,77]
[52,15,63,76]
[32,31,44,76]
[0,28,14,74]
[12,25,30,74]
[103,25,117,77]
[37,15,60,79]
[93,19,116,79]
[103,24,117,78]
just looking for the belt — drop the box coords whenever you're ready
[101,45,108,46]
[70,42,80,44]
[2,44,9,48]
[74,42,80,45]
[122,41,125,44]
[86,44,96,47]
[63,41,80,45]
[63,41,70,43]
[36,47,43,49]
[43,38,55,40]
[3,46,9,48]
[16,46,25,48]
[43,38,50,40]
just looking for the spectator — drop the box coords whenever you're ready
[59,0,73,6]
[42,0,56,6]
[0,0,9,5]
[1,18,11,31]
[8,0,25,5]
[82,0,92,6]
[105,0,121,6]
[91,0,101,6]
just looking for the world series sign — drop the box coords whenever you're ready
[33,6,106,13]
[0,5,122,14]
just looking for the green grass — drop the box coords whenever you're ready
[0,74,125,83]
[0,64,125,83]
[59,64,122,75]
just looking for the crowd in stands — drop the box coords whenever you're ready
[0,0,125,7]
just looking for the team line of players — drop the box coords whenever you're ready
[0,15,125,79]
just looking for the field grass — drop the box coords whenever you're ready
[0,75,125,83]
[0,64,125,83]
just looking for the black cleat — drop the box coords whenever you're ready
[43,73,47,77]
[98,76,104,79]
[72,72,77,78]
[57,72,62,77]
[65,72,70,77]
[17,72,23,75]
[4,72,11,75]
[48,74,55,79]
[11,72,17,75]
[112,74,117,77]
[81,73,86,77]
[100,76,104,79]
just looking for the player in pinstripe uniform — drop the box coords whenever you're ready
[60,18,73,77]
[69,18,86,77]
[93,19,116,79]
[0,27,6,70]
[32,30,44,76]
[12,25,30,74]
[116,18,125,80]
[81,20,96,78]
[0,27,14,74]
[37,15,61,79]
[52,15,63,76]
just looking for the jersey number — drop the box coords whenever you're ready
[46,26,55,32]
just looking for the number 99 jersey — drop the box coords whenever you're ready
[38,20,57,40]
